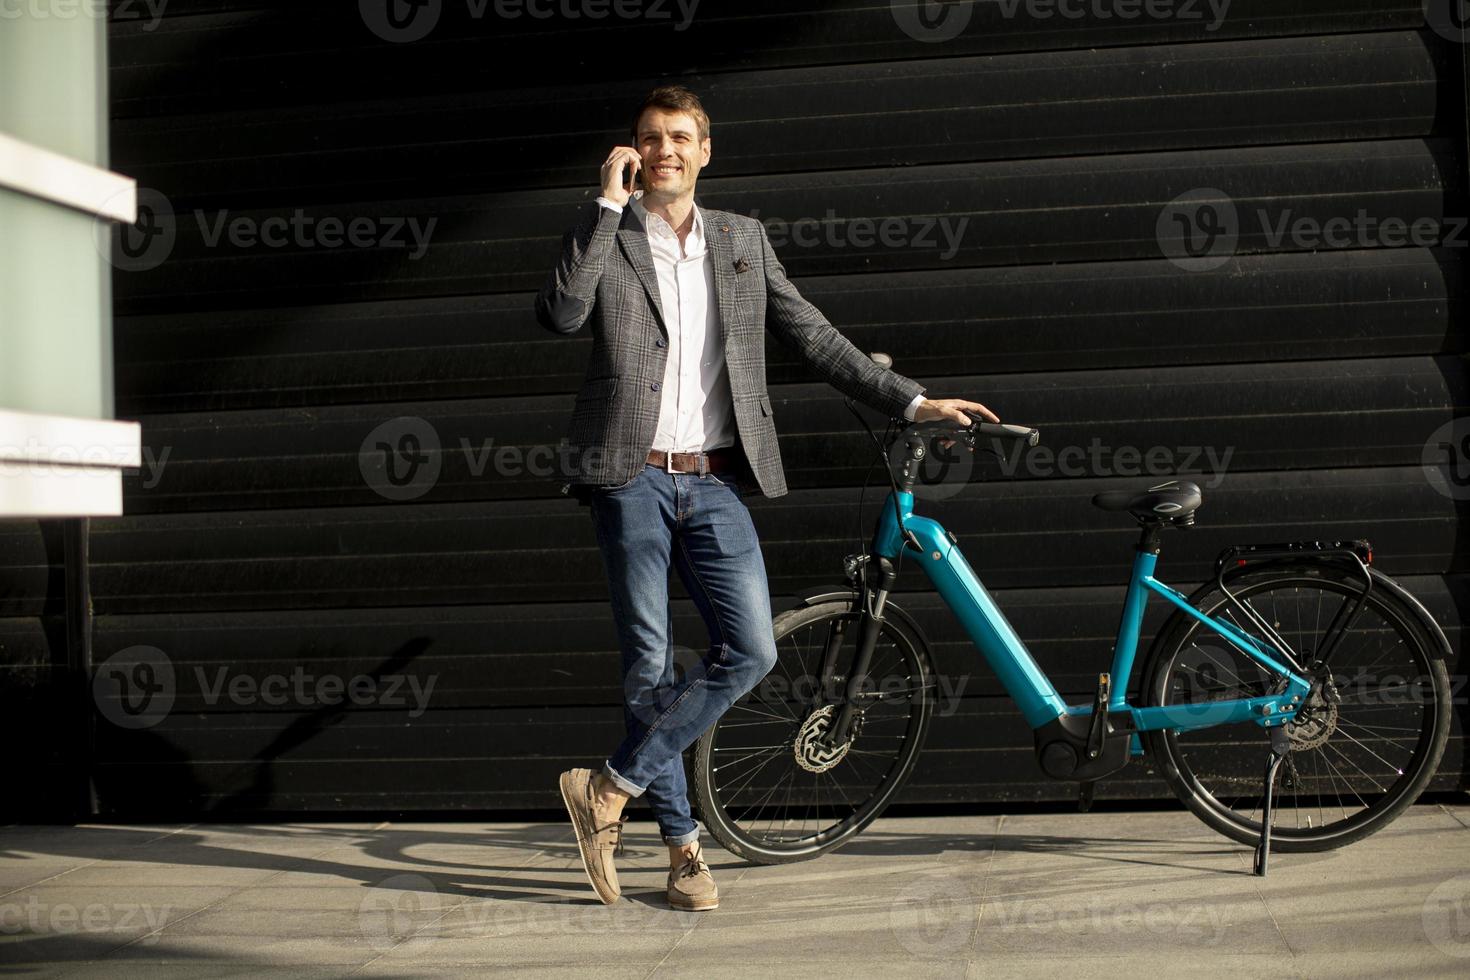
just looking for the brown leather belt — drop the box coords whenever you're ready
[646,447,738,476]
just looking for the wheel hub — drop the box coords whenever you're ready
[793,705,861,773]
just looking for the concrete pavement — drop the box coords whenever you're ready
[2,801,1468,977]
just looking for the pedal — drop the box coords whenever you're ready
[1086,673,1111,760]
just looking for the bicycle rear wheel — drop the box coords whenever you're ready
[1142,562,1451,852]
[690,598,935,864]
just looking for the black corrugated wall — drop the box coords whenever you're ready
[1,0,1466,817]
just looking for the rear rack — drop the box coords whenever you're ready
[1214,539,1373,576]
[1212,539,1374,674]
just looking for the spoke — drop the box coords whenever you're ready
[717,743,788,802]
[1334,718,1422,736]
[713,745,787,789]
[727,702,794,724]
[780,767,799,839]
[717,719,796,730]
[825,767,857,811]
[810,764,820,841]
[1314,746,1353,822]
[755,770,798,840]
[1313,748,1324,829]
[1333,682,1419,703]
[793,623,818,687]
[1320,742,1378,803]
[1312,586,1324,658]
[1327,728,1403,781]
[713,745,789,752]
[736,766,791,833]
[770,640,802,713]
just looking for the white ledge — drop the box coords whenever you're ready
[0,130,136,223]
[0,408,143,517]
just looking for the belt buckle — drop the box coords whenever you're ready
[664,451,677,474]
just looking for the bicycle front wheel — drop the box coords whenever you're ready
[1142,562,1451,852]
[690,598,935,864]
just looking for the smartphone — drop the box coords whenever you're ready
[622,161,641,193]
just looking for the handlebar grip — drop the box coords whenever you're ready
[973,421,1041,446]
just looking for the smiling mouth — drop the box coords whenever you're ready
[650,165,682,177]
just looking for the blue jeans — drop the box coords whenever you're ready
[588,462,779,846]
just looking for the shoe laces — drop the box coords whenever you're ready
[677,845,707,878]
[594,816,626,856]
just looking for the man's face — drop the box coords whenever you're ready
[634,108,710,201]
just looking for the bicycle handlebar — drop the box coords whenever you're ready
[969,419,1041,446]
[908,410,1040,445]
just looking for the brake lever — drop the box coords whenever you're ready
[975,443,1005,464]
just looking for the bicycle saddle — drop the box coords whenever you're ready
[1091,480,1203,523]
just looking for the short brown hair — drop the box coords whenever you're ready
[630,84,710,143]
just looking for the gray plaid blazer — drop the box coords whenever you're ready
[535,199,927,501]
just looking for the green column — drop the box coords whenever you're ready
[0,7,114,419]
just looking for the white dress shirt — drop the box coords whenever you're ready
[595,192,925,453]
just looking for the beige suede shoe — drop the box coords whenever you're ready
[667,841,718,911]
[559,768,625,905]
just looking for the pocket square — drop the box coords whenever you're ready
[733,257,751,273]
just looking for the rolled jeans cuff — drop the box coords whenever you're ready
[663,828,700,846]
[602,761,644,797]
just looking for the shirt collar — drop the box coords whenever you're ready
[630,190,704,244]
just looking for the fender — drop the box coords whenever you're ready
[791,584,933,656]
[1365,567,1454,661]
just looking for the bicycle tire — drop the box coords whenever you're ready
[691,598,936,864]
[1142,561,1451,852]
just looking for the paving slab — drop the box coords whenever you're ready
[0,802,1465,977]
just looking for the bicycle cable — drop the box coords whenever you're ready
[846,397,912,564]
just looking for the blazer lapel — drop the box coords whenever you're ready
[615,208,668,338]
[703,207,738,350]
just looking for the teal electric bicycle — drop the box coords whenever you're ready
[690,356,1452,876]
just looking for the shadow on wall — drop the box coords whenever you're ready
[89,637,437,819]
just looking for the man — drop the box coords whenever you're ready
[535,85,995,911]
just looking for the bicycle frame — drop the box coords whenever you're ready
[869,488,1313,736]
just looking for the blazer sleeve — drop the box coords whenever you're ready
[757,221,926,419]
[534,201,623,335]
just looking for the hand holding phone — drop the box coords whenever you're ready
[600,146,641,207]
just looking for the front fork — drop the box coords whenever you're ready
[816,553,900,749]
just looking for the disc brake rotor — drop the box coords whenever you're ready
[1285,674,1339,751]
[794,704,861,773]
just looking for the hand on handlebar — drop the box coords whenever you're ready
[905,396,999,449]
[913,398,998,450]
[915,398,997,427]
[905,400,1041,456]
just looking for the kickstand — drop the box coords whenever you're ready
[1078,781,1095,813]
[1253,725,1291,877]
